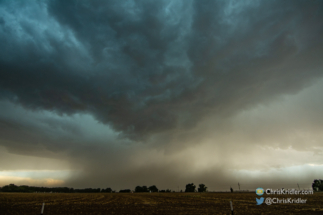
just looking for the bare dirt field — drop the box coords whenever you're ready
[0,192,322,214]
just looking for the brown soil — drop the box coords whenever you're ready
[0,192,322,214]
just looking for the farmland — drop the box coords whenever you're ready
[0,192,323,214]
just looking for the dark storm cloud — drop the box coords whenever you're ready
[0,0,322,141]
[1,1,323,191]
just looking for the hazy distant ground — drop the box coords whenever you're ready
[0,192,322,214]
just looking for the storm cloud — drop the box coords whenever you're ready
[0,0,323,190]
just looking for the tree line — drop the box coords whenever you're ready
[2,181,318,193]
[0,183,208,193]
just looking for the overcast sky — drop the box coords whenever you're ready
[0,0,323,191]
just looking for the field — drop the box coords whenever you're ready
[1,192,323,214]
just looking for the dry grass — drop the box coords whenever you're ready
[0,192,322,214]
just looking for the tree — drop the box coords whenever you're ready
[135,186,149,192]
[142,186,149,192]
[148,185,158,192]
[198,184,207,192]
[102,188,112,193]
[185,183,196,192]
[135,186,142,192]
[2,184,19,192]
[312,179,323,191]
